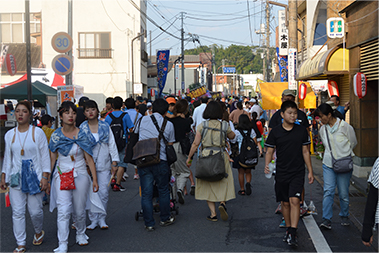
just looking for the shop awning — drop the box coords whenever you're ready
[258,82,316,110]
[297,46,349,80]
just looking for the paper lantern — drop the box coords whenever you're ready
[150,89,155,97]
[327,80,339,97]
[353,72,367,99]
[298,82,307,100]
[6,54,17,76]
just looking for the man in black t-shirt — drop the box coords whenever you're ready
[265,101,314,247]
[75,96,89,127]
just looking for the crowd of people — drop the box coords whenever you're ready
[0,91,377,252]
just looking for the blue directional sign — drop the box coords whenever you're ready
[52,54,73,75]
[223,67,236,73]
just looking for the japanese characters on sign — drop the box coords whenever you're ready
[288,48,297,90]
[276,47,288,82]
[278,10,288,56]
[156,50,170,97]
[186,86,207,99]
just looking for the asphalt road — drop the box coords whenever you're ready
[1,155,377,252]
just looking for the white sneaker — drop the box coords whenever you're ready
[86,222,98,230]
[123,172,129,180]
[54,243,68,253]
[76,234,89,246]
[99,219,109,229]
[133,174,139,180]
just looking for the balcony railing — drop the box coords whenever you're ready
[77,48,113,59]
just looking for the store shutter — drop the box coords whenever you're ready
[339,74,350,124]
[360,39,379,81]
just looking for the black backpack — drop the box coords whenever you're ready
[109,112,127,151]
[238,129,258,168]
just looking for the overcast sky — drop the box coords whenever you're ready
[146,0,286,55]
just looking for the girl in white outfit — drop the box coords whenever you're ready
[48,101,98,253]
[80,100,119,230]
[1,101,51,253]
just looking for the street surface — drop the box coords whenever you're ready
[1,156,377,252]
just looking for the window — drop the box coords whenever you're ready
[78,32,112,58]
[0,13,40,43]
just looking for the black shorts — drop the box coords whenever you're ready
[275,175,304,202]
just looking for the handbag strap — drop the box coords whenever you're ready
[324,127,336,160]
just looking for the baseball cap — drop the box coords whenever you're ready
[282,89,296,97]
[147,102,152,108]
[249,98,256,103]
[166,97,176,104]
[326,101,337,110]
[79,96,89,106]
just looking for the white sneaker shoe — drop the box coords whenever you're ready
[54,243,68,253]
[99,219,109,229]
[76,233,89,246]
[123,172,129,180]
[133,174,139,180]
[86,221,98,230]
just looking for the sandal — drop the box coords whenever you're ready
[238,190,246,195]
[13,246,26,253]
[218,203,229,221]
[32,230,44,245]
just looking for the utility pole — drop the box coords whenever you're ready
[66,0,72,86]
[212,45,216,91]
[25,0,32,102]
[181,12,185,95]
[131,31,146,97]
[149,30,152,60]
[265,0,270,82]
[288,0,298,49]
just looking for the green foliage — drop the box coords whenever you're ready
[184,44,276,74]
[189,82,201,90]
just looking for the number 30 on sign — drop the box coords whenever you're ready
[51,32,73,53]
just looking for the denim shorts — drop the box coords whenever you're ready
[117,149,128,168]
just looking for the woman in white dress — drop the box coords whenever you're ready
[1,100,50,253]
[80,100,119,230]
[48,101,98,253]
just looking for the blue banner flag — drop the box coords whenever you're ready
[157,50,170,97]
[276,47,288,82]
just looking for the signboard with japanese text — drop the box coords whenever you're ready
[57,85,75,105]
[199,67,207,86]
[276,47,288,82]
[186,86,207,99]
[288,48,297,90]
[175,64,179,80]
[223,67,236,73]
[278,10,288,56]
[327,18,344,39]
[156,50,170,97]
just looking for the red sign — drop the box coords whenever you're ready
[327,80,339,97]
[150,89,155,97]
[6,54,17,76]
[298,82,307,100]
[353,72,367,99]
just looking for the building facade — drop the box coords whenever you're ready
[1,0,147,109]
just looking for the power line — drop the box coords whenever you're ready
[197,34,251,46]
[128,0,183,40]
[186,14,249,22]
[147,17,179,46]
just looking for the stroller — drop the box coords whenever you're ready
[135,175,179,221]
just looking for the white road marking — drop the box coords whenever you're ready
[303,215,333,252]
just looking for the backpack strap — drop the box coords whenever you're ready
[109,113,116,120]
[133,112,139,125]
[32,126,35,143]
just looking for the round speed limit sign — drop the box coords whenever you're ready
[51,32,73,53]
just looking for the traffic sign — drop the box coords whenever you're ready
[327,18,344,38]
[52,54,73,75]
[51,32,73,53]
[223,67,236,73]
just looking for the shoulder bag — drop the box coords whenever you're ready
[325,125,353,173]
[195,121,228,182]
[151,115,177,165]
